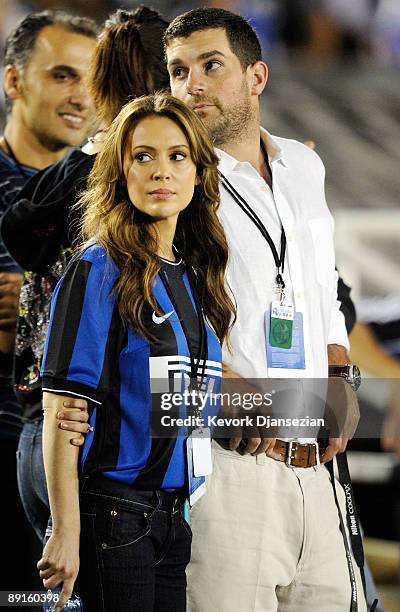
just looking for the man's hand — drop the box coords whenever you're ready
[230,436,276,456]
[320,437,349,464]
[37,531,79,612]
[320,344,358,462]
[320,376,360,463]
[56,398,89,446]
[221,364,276,455]
[0,272,23,329]
[324,377,360,438]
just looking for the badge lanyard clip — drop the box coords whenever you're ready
[275,272,286,304]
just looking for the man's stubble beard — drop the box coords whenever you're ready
[33,128,71,152]
[30,112,96,153]
[205,80,256,148]
[22,90,86,152]
[32,122,90,153]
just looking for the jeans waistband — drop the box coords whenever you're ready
[81,474,186,512]
[20,418,44,434]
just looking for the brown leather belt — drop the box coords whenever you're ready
[269,440,323,468]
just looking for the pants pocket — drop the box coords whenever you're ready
[94,502,152,551]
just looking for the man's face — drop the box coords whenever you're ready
[166,28,255,147]
[14,25,96,151]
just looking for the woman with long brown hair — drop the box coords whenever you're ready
[1,6,172,550]
[38,92,235,612]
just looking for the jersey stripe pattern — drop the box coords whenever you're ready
[42,243,222,490]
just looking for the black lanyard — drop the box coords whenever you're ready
[334,453,378,611]
[326,454,378,612]
[326,459,359,612]
[158,265,208,394]
[2,136,31,179]
[220,172,287,289]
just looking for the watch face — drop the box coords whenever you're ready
[349,364,361,391]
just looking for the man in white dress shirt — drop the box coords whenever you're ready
[164,8,367,612]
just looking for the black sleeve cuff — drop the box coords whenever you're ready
[41,377,107,405]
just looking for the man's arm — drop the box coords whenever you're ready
[321,343,359,463]
[37,392,80,612]
[321,247,357,460]
[327,343,349,366]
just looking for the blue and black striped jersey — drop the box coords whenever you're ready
[42,243,222,490]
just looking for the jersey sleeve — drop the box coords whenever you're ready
[41,251,122,404]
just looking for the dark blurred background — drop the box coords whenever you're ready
[2,1,399,217]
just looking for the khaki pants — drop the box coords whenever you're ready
[187,444,367,612]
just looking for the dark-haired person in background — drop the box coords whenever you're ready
[0,10,97,593]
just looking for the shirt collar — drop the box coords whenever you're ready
[0,149,37,176]
[261,128,288,168]
[216,128,288,176]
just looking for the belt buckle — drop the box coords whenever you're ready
[285,440,295,466]
[311,441,320,466]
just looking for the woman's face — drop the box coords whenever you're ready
[125,115,200,223]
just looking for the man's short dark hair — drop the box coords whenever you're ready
[4,10,98,70]
[164,8,262,70]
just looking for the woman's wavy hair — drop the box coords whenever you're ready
[88,6,170,125]
[75,92,235,343]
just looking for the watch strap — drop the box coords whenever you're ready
[328,365,351,377]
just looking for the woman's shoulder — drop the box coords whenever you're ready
[80,241,106,261]
[76,242,120,279]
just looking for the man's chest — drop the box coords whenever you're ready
[217,169,335,303]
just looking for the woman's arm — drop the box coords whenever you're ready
[38,391,81,612]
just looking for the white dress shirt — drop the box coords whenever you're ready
[217,129,349,381]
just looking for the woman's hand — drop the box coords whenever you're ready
[37,531,80,612]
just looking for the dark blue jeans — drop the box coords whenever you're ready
[77,476,192,612]
[17,419,49,542]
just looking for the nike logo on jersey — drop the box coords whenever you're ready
[152,310,174,325]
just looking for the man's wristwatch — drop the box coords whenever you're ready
[328,364,361,391]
